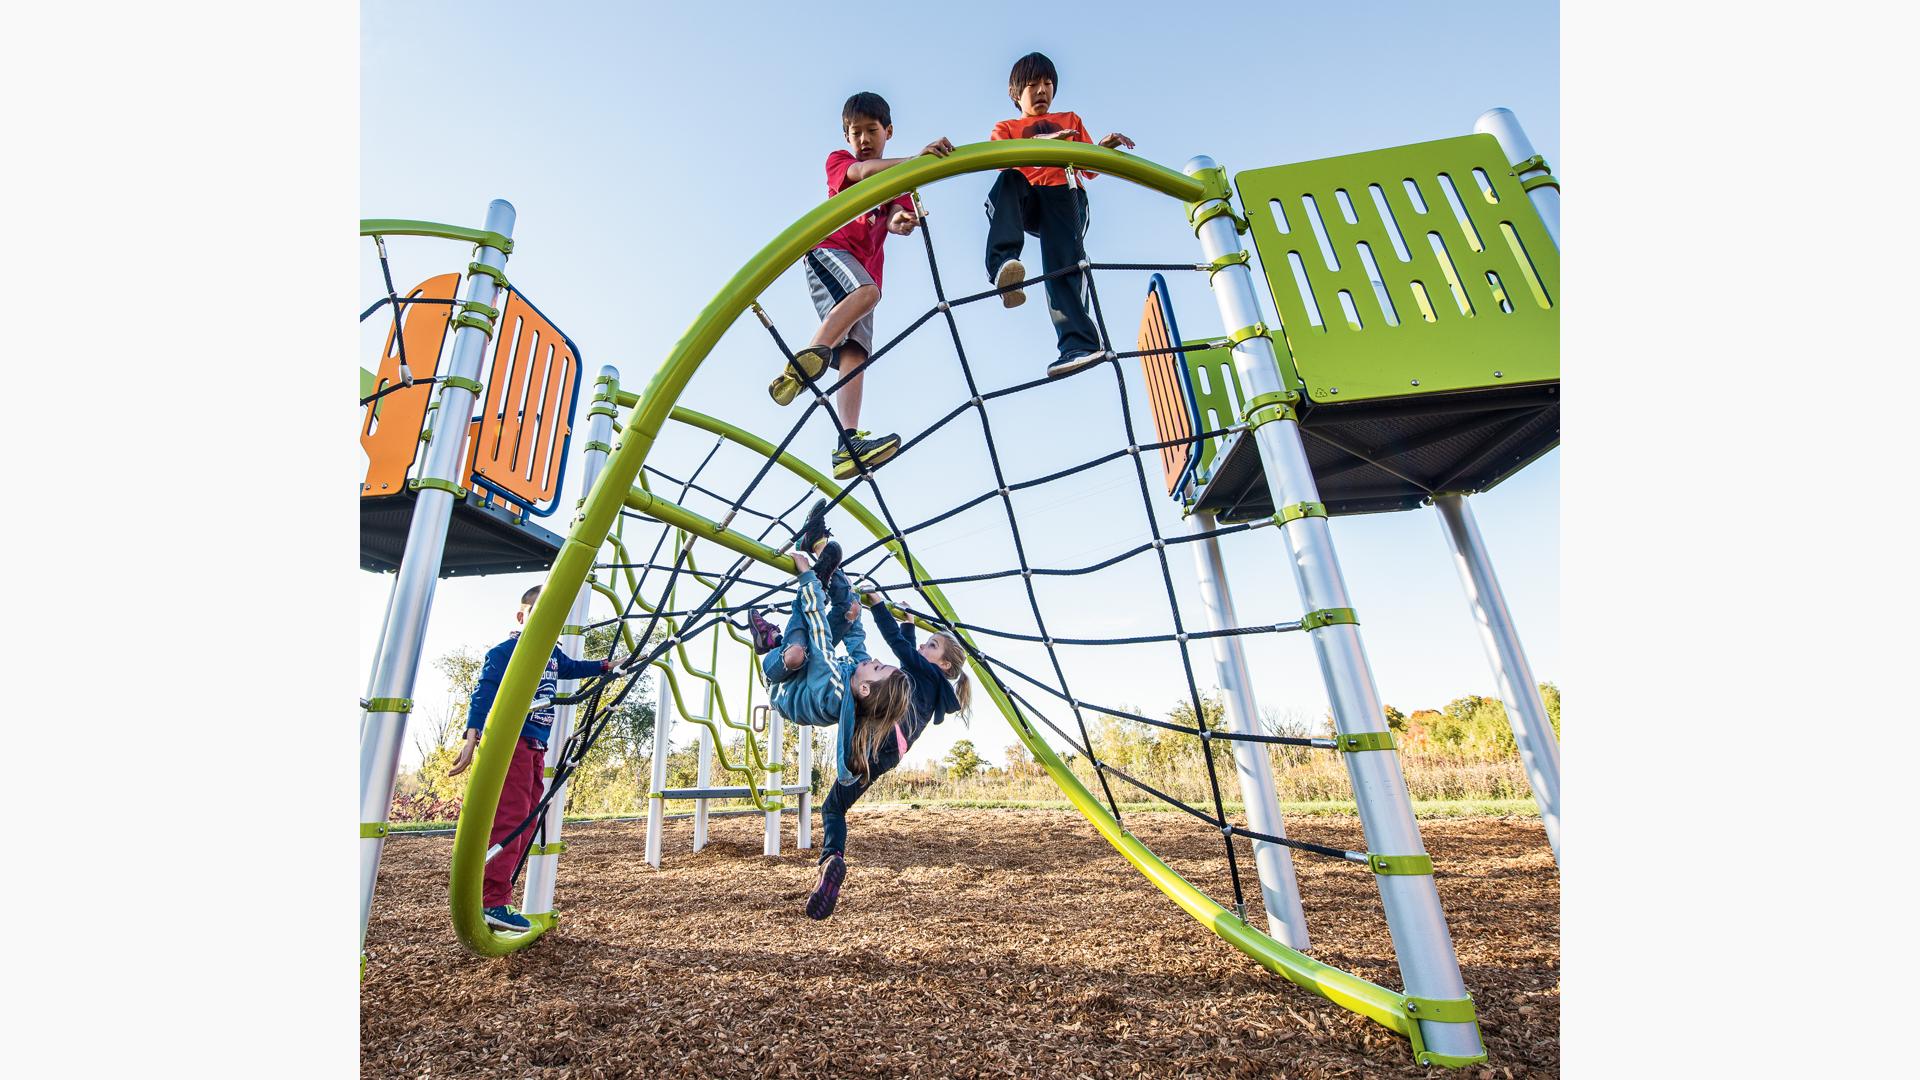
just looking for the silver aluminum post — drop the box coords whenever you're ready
[1186,159,1482,1062]
[358,200,514,954]
[523,366,620,916]
[1433,494,1560,862]
[1186,509,1310,949]
[763,699,784,856]
[1475,108,1558,248]
[796,722,814,849]
[643,532,681,868]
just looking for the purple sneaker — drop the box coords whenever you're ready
[747,609,781,655]
[806,853,845,920]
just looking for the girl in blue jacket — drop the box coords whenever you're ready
[805,593,972,919]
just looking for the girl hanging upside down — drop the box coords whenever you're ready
[802,592,972,920]
[753,540,914,793]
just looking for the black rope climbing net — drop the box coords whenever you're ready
[473,187,1389,914]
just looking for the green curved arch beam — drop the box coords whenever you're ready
[446,142,1420,1045]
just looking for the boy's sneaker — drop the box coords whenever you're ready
[811,539,843,586]
[794,498,832,556]
[831,431,901,479]
[747,609,781,655]
[994,259,1027,308]
[483,905,532,932]
[1046,349,1110,379]
[769,345,833,406]
[806,852,846,920]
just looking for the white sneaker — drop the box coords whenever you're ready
[994,259,1027,308]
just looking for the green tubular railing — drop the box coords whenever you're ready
[359,217,516,254]
[447,141,1451,1063]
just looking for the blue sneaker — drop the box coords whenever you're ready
[484,905,531,931]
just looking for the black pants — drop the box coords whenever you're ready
[984,171,1100,361]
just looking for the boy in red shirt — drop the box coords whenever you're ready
[770,91,953,480]
[984,52,1135,378]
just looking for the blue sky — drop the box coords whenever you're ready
[360,1,1559,771]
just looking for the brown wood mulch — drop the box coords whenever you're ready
[362,808,1558,1079]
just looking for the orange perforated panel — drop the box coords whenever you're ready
[1138,290,1193,496]
[361,274,458,497]
[464,291,578,514]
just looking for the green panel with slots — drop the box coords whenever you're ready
[1181,339,1242,486]
[1236,134,1557,404]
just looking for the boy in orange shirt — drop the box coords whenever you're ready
[985,52,1134,377]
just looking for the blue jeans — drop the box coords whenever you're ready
[768,576,862,784]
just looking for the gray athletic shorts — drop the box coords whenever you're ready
[802,247,875,360]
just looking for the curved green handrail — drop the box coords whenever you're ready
[359,217,515,254]
[445,141,1421,1050]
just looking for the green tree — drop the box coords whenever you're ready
[1383,704,1408,733]
[943,738,985,780]
[1539,682,1561,738]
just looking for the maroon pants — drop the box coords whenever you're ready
[483,737,548,908]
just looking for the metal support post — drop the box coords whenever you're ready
[796,724,814,849]
[1475,108,1558,247]
[358,200,514,955]
[693,633,715,852]
[522,365,620,916]
[1186,509,1310,949]
[1187,158,1483,1063]
[763,704,784,856]
[1433,494,1560,862]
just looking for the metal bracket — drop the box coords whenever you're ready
[544,767,557,779]
[1403,995,1477,1023]
[1189,198,1249,236]
[561,624,587,637]
[1331,730,1396,753]
[1520,172,1560,193]
[587,404,619,420]
[1403,994,1487,1069]
[584,440,613,455]
[451,311,495,336]
[1206,249,1251,281]
[459,300,500,322]
[1243,388,1298,431]
[1299,607,1358,631]
[528,841,568,857]
[439,375,484,395]
[1272,501,1326,527]
[1227,322,1274,348]
[1509,154,1559,192]
[362,697,413,714]
[408,477,469,499]
[360,822,391,839]
[465,260,509,289]
[1367,852,1433,875]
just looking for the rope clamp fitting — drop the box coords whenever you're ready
[1273,501,1327,527]
[1333,730,1397,753]
[1300,607,1359,631]
[439,375,484,395]
[1367,852,1434,876]
[1206,249,1252,281]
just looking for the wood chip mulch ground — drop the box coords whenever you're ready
[362,807,1558,1078]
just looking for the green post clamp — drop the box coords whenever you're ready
[584,440,614,455]
[460,300,499,322]
[1189,199,1248,236]
[587,404,620,420]
[545,767,557,779]
[1205,248,1251,282]
[1227,322,1277,348]
[360,822,391,839]
[363,697,413,713]
[439,375,484,395]
[1242,387,1299,431]
[408,477,469,499]
[466,260,509,289]
[1367,852,1433,876]
[1403,995,1487,1069]
[1299,607,1358,631]
[561,624,587,637]
[451,311,495,336]
[1509,153,1559,193]
[593,374,620,388]
[1331,730,1395,753]
[528,841,568,856]
[1272,501,1326,527]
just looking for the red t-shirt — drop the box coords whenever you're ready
[990,111,1094,187]
[818,150,916,291]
